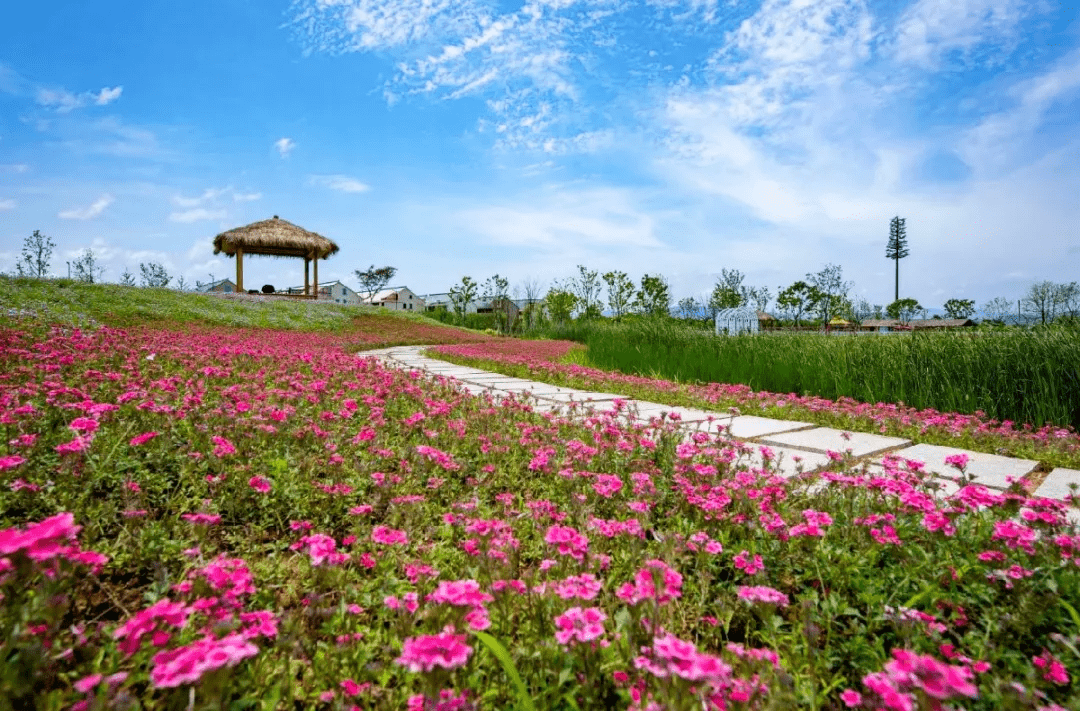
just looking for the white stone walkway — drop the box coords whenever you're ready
[363,346,1079,509]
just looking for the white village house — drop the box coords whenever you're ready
[362,286,425,312]
[280,280,360,305]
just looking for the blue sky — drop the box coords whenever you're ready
[2,0,1078,309]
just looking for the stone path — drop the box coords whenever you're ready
[363,346,1078,511]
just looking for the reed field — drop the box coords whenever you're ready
[549,320,1080,430]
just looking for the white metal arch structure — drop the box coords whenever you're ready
[715,307,759,336]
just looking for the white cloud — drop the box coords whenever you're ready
[0,198,15,210]
[455,184,663,252]
[955,47,1080,178]
[233,191,262,202]
[275,137,296,157]
[95,86,123,105]
[36,84,124,113]
[887,0,1032,70]
[308,174,370,193]
[0,164,29,173]
[173,187,232,208]
[168,208,229,223]
[59,194,114,220]
[36,88,83,113]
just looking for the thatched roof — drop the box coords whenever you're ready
[213,216,339,260]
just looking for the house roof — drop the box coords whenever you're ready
[861,318,975,328]
[362,287,423,303]
[213,216,339,260]
[198,278,235,290]
[284,280,348,291]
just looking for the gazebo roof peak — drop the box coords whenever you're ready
[213,216,340,260]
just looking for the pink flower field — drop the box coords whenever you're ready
[1,318,1078,710]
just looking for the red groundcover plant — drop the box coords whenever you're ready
[0,319,1078,709]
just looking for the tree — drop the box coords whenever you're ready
[981,297,1013,324]
[545,287,578,326]
[885,216,909,303]
[708,269,746,312]
[943,298,976,320]
[355,265,398,303]
[448,276,478,322]
[15,230,55,278]
[71,249,104,284]
[175,275,190,291]
[571,265,603,319]
[746,285,771,313]
[634,274,670,317]
[119,268,136,287]
[776,281,821,327]
[602,270,636,320]
[482,274,511,333]
[806,264,852,324]
[886,298,923,323]
[852,297,878,324]
[1021,281,1078,325]
[519,276,545,330]
[676,297,708,321]
[139,262,171,288]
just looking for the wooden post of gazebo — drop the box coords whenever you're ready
[212,216,340,300]
[235,247,244,292]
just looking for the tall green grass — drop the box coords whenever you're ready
[552,319,1080,429]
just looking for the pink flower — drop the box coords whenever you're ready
[181,513,221,526]
[372,525,408,546]
[415,444,460,471]
[734,551,764,575]
[840,689,862,707]
[150,633,258,688]
[0,455,26,471]
[552,573,603,601]
[55,435,93,454]
[592,474,623,498]
[69,417,100,434]
[737,585,790,607]
[74,674,104,694]
[396,632,472,673]
[1033,650,1070,685]
[945,453,970,470]
[292,534,348,566]
[248,476,272,493]
[616,559,683,605]
[554,606,608,645]
[129,431,158,446]
[428,579,493,607]
[544,524,590,561]
[211,436,236,457]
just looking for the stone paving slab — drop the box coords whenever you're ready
[493,383,580,396]
[760,428,911,459]
[698,415,815,440]
[874,443,1038,491]
[452,382,494,397]
[1033,468,1080,501]
[743,444,834,479]
[457,373,530,382]
[624,403,714,423]
[535,391,624,403]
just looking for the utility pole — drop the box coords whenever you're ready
[885,216,909,303]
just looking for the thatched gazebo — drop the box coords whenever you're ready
[212,216,339,299]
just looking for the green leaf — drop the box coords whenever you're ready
[472,631,535,711]
[1060,598,1080,633]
